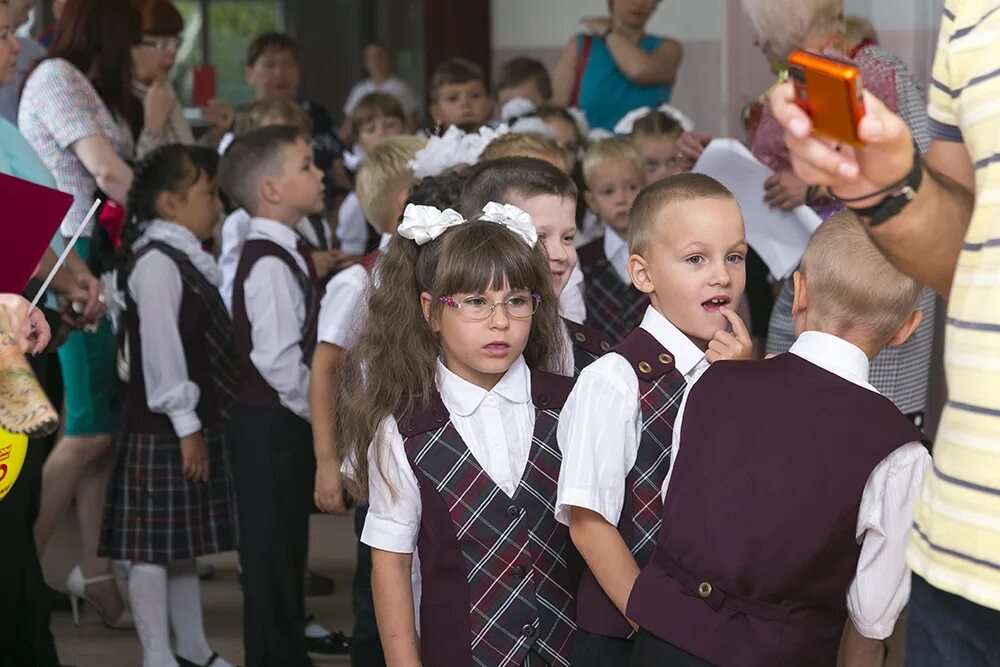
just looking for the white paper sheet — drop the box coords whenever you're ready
[692,138,822,279]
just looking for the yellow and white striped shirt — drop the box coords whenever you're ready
[907,0,1000,612]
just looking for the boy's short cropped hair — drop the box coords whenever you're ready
[628,173,737,257]
[355,135,427,230]
[800,210,921,341]
[219,125,307,213]
[246,32,299,67]
[430,57,486,101]
[460,156,577,219]
[582,137,643,187]
[496,56,553,101]
[408,168,471,210]
[350,92,405,138]
[236,99,313,136]
[479,133,566,170]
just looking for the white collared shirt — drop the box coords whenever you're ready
[217,208,252,314]
[558,264,587,325]
[361,356,536,555]
[603,227,631,286]
[317,233,392,349]
[664,331,931,640]
[555,305,708,527]
[336,192,369,256]
[241,217,312,421]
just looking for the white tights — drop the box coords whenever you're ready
[129,560,233,667]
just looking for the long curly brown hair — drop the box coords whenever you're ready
[338,220,566,500]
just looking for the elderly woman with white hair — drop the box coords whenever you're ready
[742,0,938,436]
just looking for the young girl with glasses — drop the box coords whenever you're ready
[339,203,579,667]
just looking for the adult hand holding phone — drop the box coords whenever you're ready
[769,82,915,208]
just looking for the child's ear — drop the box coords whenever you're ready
[887,309,923,348]
[260,177,281,205]
[154,190,178,221]
[390,185,412,230]
[419,291,440,332]
[791,271,808,318]
[628,253,655,294]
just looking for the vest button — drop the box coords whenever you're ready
[574,332,586,343]
[658,353,673,366]
[698,582,713,598]
[537,393,549,407]
[638,361,652,374]
[513,565,527,579]
[600,341,611,352]
[522,623,536,638]
[507,505,521,520]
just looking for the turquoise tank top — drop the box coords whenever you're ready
[576,33,673,132]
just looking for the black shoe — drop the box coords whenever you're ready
[47,583,73,612]
[305,570,335,597]
[305,630,352,656]
[175,652,238,667]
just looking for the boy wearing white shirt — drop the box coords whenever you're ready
[577,138,649,343]
[627,212,931,667]
[218,125,325,667]
[557,174,752,667]
[309,135,423,667]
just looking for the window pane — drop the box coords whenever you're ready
[169,1,282,109]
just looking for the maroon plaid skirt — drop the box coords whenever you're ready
[99,428,238,564]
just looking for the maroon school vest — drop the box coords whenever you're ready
[398,370,578,667]
[231,239,318,408]
[563,317,612,377]
[122,242,238,435]
[626,353,928,667]
[576,328,688,638]
[358,247,381,274]
[578,236,649,343]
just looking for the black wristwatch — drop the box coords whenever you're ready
[847,151,923,228]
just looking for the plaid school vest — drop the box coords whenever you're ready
[578,237,649,343]
[398,370,578,667]
[563,318,612,377]
[575,328,687,638]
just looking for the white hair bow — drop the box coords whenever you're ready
[501,97,538,122]
[480,202,538,248]
[397,204,466,245]
[409,124,512,179]
[613,103,696,135]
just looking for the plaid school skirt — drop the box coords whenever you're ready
[99,427,238,564]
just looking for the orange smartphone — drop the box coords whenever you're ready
[787,50,866,147]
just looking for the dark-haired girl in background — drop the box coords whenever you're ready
[100,143,239,667]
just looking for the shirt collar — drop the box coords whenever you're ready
[639,305,707,378]
[789,331,876,393]
[249,217,301,250]
[379,233,393,251]
[436,355,532,417]
[603,227,628,260]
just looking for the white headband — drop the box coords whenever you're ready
[613,103,696,136]
[397,202,538,248]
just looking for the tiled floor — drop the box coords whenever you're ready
[45,511,358,667]
[43,509,909,667]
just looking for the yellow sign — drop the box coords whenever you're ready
[0,427,28,502]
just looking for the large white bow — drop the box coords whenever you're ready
[480,202,538,248]
[613,103,696,136]
[397,204,466,245]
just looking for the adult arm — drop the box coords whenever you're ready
[769,85,973,297]
[604,33,683,87]
[551,37,580,107]
[372,549,421,667]
[73,133,134,205]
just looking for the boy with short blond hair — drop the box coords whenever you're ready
[627,211,931,666]
[558,173,752,667]
[578,137,648,342]
[309,134,424,667]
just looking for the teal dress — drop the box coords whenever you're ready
[576,33,673,132]
[0,117,121,435]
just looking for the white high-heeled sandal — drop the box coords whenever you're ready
[66,565,134,629]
